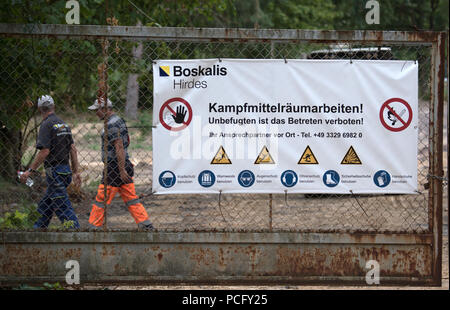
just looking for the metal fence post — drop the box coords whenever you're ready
[269,194,272,231]
[430,31,446,286]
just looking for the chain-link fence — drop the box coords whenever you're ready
[0,26,445,234]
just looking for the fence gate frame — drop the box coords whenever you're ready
[0,24,446,287]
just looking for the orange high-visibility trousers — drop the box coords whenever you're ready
[89,183,151,228]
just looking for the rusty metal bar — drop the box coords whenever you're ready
[0,232,434,286]
[0,23,442,44]
[429,32,446,286]
[447,29,449,279]
[269,194,273,231]
[0,231,433,244]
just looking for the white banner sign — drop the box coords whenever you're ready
[152,59,418,194]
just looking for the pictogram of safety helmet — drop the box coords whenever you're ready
[37,95,55,108]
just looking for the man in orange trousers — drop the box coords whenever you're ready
[87,98,154,230]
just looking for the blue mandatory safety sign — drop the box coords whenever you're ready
[159,170,176,188]
[198,170,216,187]
[323,170,340,188]
[373,170,391,188]
[281,170,298,187]
[238,170,255,188]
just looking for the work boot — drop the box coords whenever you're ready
[88,224,102,232]
[138,221,155,231]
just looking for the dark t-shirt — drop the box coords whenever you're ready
[36,113,74,168]
[101,114,130,163]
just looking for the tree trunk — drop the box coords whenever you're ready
[429,0,439,30]
[0,127,21,182]
[254,0,260,29]
[125,21,143,120]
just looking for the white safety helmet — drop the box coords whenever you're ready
[37,95,55,108]
[88,98,113,110]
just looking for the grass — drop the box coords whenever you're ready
[86,179,101,191]
[88,144,101,151]
[129,110,153,137]
[83,132,99,142]
[129,143,152,151]
[129,134,152,151]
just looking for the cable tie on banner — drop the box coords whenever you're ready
[284,190,291,207]
[284,58,288,64]
[218,58,222,62]
[401,61,407,72]
[140,191,156,199]
[349,190,369,218]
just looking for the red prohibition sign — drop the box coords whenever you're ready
[379,98,413,132]
[159,97,193,131]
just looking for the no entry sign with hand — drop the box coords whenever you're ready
[159,97,193,131]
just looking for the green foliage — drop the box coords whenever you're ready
[0,0,446,124]
[130,140,152,151]
[130,111,153,137]
[13,282,64,290]
[332,0,449,31]
[48,220,76,230]
[0,204,40,229]
[266,0,340,29]
[87,179,101,191]
[13,284,45,290]
[0,0,447,181]
[0,203,75,230]
[42,282,64,290]
[88,143,101,151]
[213,0,340,29]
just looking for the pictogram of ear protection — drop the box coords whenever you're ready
[282,171,297,186]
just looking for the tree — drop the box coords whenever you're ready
[0,0,447,182]
[216,0,339,29]
[0,0,232,180]
[125,21,143,120]
[332,0,449,31]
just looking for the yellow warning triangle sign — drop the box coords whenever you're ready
[254,146,275,164]
[298,145,319,164]
[341,146,362,165]
[211,146,232,164]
